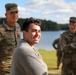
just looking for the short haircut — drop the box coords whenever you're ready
[22,17,41,31]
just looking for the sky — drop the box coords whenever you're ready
[0,0,76,24]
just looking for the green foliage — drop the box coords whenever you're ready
[17,18,25,30]
[0,18,6,25]
[41,19,60,31]
[59,24,69,30]
[0,17,68,31]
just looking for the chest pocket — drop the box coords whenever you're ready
[4,30,17,46]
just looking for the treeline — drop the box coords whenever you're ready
[0,17,69,31]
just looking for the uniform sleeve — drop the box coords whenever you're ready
[16,23,21,39]
[59,34,71,52]
[0,26,5,42]
[16,23,21,44]
[0,31,3,41]
[59,34,66,51]
[52,39,58,49]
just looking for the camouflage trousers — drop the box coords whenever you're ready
[61,53,76,75]
[0,49,14,75]
[0,56,12,75]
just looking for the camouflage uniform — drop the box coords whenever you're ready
[60,30,76,75]
[52,38,62,69]
[0,21,20,75]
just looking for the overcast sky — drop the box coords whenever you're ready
[0,0,76,24]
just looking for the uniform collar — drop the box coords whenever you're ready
[3,20,15,30]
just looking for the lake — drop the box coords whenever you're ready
[20,30,65,50]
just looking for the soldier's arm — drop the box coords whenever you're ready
[0,29,4,41]
[16,23,21,39]
[52,39,58,49]
[59,34,70,52]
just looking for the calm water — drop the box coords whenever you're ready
[20,30,65,50]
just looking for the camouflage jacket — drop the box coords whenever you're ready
[0,21,20,57]
[60,30,76,54]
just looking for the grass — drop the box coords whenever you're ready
[7,49,61,75]
[38,49,62,74]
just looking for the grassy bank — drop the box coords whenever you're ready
[38,49,62,74]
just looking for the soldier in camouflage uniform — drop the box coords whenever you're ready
[0,3,20,75]
[60,17,76,75]
[52,38,62,69]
